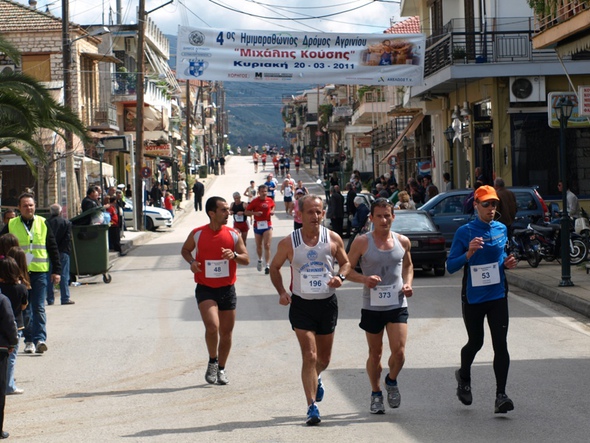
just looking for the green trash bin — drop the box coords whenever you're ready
[69,208,112,283]
[199,165,208,178]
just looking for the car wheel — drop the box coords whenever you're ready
[146,216,155,231]
[434,267,446,277]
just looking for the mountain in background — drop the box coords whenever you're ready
[167,34,311,149]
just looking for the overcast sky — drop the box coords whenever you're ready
[18,0,402,36]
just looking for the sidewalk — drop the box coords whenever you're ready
[506,260,590,318]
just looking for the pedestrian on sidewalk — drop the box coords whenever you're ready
[181,197,249,386]
[494,178,517,231]
[269,194,351,426]
[0,193,61,356]
[346,198,413,414]
[46,204,74,305]
[193,180,205,212]
[0,287,18,439]
[446,185,518,414]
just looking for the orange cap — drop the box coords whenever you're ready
[474,185,499,202]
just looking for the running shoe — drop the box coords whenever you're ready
[205,362,218,384]
[370,392,385,414]
[306,403,321,426]
[455,369,472,405]
[35,341,48,354]
[316,376,325,402]
[23,342,35,354]
[494,393,514,413]
[257,260,263,272]
[217,369,229,385]
[265,265,270,275]
[384,379,401,408]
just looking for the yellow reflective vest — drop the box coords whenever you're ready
[8,216,50,272]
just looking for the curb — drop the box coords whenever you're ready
[506,273,590,318]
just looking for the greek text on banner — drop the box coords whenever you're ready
[176,26,425,86]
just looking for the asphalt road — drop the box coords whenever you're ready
[8,155,590,442]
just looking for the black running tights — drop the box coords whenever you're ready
[460,297,510,394]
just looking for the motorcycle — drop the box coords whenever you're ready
[508,224,542,268]
[529,221,588,265]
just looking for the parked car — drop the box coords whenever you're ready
[123,200,173,231]
[346,210,447,276]
[419,187,549,246]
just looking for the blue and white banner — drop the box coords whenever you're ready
[176,26,425,86]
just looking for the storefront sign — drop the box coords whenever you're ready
[548,92,590,128]
[579,86,590,117]
[145,143,172,157]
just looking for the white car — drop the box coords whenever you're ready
[123,200,173,231]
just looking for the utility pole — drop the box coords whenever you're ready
[134,0,146,230]
[185,79,191,175]
[62,0,77,218]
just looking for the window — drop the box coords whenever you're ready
[21,54,51,81]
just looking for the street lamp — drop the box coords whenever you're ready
[444,125,455,187]
[553,96,574,287]
[402,136,408,184]
[96,142,105,195]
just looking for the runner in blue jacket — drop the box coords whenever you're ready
[447,185,518,414]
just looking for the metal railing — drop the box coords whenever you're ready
[424,17,572,78]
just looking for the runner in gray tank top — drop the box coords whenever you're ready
[346,198,414,414]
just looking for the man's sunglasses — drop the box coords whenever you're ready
[478,201,498,208]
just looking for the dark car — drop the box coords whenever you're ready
[419,187,549,246]
[346,210,447,276]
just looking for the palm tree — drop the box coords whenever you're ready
[0,35,88,176]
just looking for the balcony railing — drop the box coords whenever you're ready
[531,0,590,32]
[86,104,118,130]
[424,17,571,78]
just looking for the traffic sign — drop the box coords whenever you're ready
[141,167,152,178]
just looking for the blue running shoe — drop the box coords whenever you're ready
[306,403,321,426]
[316,376,325,402]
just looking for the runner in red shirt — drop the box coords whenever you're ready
[245,185,275,274]
[181,196,249,386]
[294,155,301,174]
[261,152,267,171]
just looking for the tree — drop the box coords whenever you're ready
[0,35,88,176]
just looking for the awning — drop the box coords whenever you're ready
[379,113,425,163]
[81,52,122,64]
[555,33,590,57]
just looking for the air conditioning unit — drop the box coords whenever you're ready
[0,65,16,75]
[509,76,546,103]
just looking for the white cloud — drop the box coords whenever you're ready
[20,0,401,36]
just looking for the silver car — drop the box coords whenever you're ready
[123,200,173,231]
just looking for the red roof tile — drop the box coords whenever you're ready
[384,16,421,34]
[0,0,82,33]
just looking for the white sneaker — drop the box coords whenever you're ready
[24,342,35,354]
[205,362,218,384]
[257,260,263,272]
[217,369,229,385]
[35,341,48,354]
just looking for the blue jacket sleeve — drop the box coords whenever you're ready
[446,226,469,274]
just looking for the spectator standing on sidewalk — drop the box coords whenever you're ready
[46,204,74,305]
[181,196,249,385]
[494,178,517,230]
[193,180,205,212]
[0,193,61,355]
[446,185,517,415]
[0,288,18,439]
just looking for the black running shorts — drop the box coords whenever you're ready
[289,293,338,335]
[195,284,237,311]
[359,307,409,334]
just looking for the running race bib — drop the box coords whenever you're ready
[470,262,500,287]
[370,284,402,307]
[205,260,230,278]
[257,220,269,229]
[234,214,244,222]
[300,272,330,294]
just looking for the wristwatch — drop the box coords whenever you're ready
[233,251,238,260]
[336,274,346,282]
[189,259,195,266]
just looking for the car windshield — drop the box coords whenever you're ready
[391,212,437,233]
